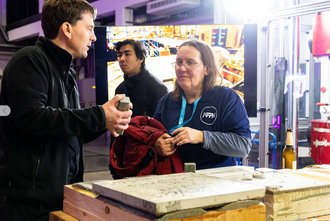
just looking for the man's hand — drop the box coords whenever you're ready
[102,94,132,137]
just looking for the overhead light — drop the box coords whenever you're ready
[146,0,201,16]
[222,0,270,21]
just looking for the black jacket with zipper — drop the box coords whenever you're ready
[115,68,168,117]
[0,37,106,212]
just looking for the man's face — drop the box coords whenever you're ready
[117,44,143,76]
[68,12,96,59]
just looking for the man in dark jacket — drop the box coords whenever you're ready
[115,39,168,117]
[0,1,132,220]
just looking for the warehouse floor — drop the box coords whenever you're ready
[83,132,113,181]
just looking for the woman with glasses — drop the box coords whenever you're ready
[153,40,251,169]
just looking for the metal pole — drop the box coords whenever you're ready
[286,0,300,169]
[258,22,271,168]
[308,49,315,120]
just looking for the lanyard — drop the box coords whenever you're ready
[169,95,201,134]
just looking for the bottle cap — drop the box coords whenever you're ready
[286,128,293,146]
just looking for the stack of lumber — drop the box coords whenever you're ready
[62,166,266,221]
[63,184,266,221]
[197,166,330,221]
[63,183,152,221]
[60,165,330,221]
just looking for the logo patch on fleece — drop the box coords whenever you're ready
[200,106,217,125]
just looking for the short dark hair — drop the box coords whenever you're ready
[42,0,96,39]
[115,39,147,70]
[172,40,221,100]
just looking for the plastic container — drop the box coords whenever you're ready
[311,119,330,164]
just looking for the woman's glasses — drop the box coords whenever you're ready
[172,60,201,70]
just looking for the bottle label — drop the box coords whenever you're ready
[292,160,297,170]
[282,158,297,169]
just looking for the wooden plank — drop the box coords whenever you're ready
[64,185,110,220]
[92,172,265,216]
[215,200,266,221]
[63,201,105,221]
[157,200,265,221]
[49,211,78,221]
[64,185,153,221]
[305,214,330,220]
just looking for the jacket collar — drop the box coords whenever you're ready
[123,68,147,82]
[36,36,73,76]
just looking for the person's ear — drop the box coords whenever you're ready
[205,66,209,76]
[61,22,72,38]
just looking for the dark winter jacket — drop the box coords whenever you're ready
[110,116,184,179]
[0,37,106,211]
[115,69,168,117]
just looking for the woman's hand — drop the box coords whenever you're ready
[153,133,176,156]
[171,127,204,146]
